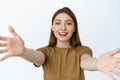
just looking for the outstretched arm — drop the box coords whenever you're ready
[81,48,120,80]
[0,26,45,66]
[21,48,45,66]
[97,48,120,80]
[81,54,98,71]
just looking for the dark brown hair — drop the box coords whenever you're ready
[48,7,82,47]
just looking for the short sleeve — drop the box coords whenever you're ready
[78,46,93,57]
[34,46,50,67]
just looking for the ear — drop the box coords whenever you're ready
[51,25,54,31]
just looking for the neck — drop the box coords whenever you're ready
[56,40,71,48]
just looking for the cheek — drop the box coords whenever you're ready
[52,26,59,32]
[52,27,59,36]
[68,27,75,33]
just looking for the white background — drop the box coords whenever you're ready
[0,0,120,80]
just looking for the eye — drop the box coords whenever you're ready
[66,22,72,25]
[55,22,61,25]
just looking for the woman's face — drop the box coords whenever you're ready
[52,13,75,42]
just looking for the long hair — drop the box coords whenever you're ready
[48,7,82,47]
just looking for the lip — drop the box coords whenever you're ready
[58,32,68,36]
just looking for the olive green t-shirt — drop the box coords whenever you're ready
[36,46,92,80]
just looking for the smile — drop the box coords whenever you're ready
[58,32,68,36]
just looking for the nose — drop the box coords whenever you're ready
[61,24,66,30]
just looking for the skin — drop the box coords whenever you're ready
[0,13,120,80]
[52,13,75,48]
[0,26,45,66]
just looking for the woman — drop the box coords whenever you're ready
[0,7,120,80]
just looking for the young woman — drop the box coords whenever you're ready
[0,7,120,80]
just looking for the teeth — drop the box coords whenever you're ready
[59,32,68,36]
[59,32,67,35]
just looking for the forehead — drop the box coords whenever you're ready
[54,13,73,21]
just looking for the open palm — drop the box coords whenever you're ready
[97,48,120,80]
[0,26,25,61]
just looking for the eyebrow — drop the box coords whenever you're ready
[54,19,61,21]
[54,19,73,22]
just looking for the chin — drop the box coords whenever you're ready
[58,38,70,42]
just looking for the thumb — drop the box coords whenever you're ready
[8,26,19,37]
[107,73,117,80]
[109,48,120,56]
[0,54,10,61]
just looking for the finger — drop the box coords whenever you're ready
[117,58,120,63]
[0,43,7,47]
[8,26,19,37]
[112,69,120,76]
[109,48,120,56]
[107,73,117,80]
[0,49,7,53]
[113,57,120,63]
[116,64,120,69]
[0,54,10,61]
[0,36,7,41]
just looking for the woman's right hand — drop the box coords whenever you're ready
[0,26,25,61]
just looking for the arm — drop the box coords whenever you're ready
[21,48,45,66]
[81,54,98,71]
[0,26,45,66]
[81,48,120,80]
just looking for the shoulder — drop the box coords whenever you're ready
[37,46,53,52]
[75,45,93,56]
[36,46,54,56]
[75,45,91,51]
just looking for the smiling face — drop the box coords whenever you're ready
[52,13,75,44]
[48,7,82,47]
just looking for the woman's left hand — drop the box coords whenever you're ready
[97,48,120,80]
